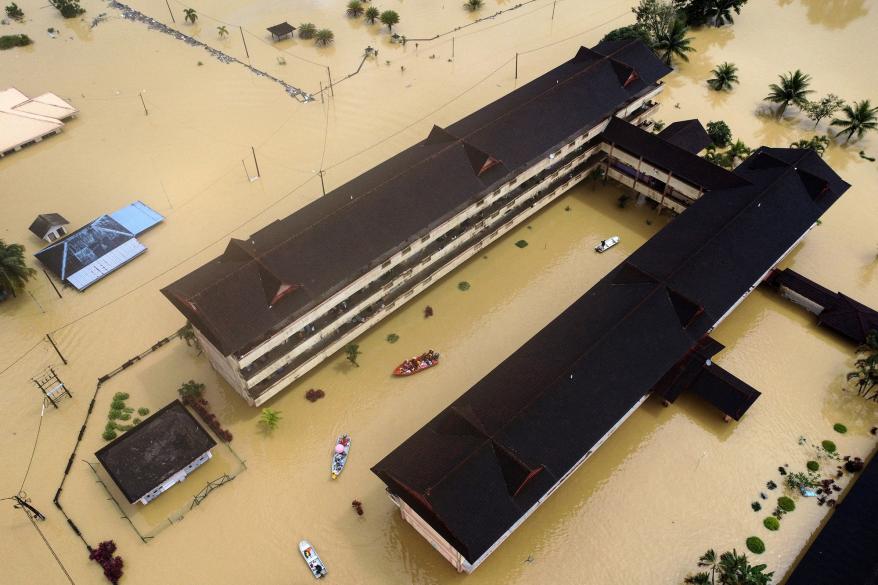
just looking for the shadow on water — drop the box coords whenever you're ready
[799,0,869,29]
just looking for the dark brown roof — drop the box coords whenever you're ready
[161,40,672,357]
[28,213,69,238]
[95,400,216,503]
[371,147,849,565]
[602,116,748,191]
[267,22,295,37]
[657,119,712,153]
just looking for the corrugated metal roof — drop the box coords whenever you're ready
[109,200,164,236]
[67,238,147,290]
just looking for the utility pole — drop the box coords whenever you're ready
[319,81,325,103]
[139,92,148,116]
[551,0,556,20]
[43,270,62,299]
[164,0,175,23]
[326,67,334,97]
[45,334,67,366]
[317,170,326,197]
[251,146,261,178]
[452,36,455,59]
[515,52,518,79]
[240,26,250,59]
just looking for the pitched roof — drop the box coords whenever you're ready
[267,22,295,37]
[28,213,69,238]
[657,119,712,153]
[34,215,135,282]
[371,148,849,565]
[95,401,216,503]
[602,116,748,191]
[161,40,672,357]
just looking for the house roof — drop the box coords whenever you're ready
[95,400,216,503]
[267,22,295,37]
[818,294,878,345]
[371,147,849,565]
[602,116,748,191]
[161,40,673,357]
[784,454,878,585]
[28,213,69,238]
[657,119,713,153]
[34,215,135,282]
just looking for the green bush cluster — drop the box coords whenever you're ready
[833,423,847,434]
[763,516,780,531]
[49,0,84,18]
[778,496,796,512]
[386,333,399,344]
[515,240,529,248]
[806,460,820,472]
[0,34,31,50]
[457,281,471,291]
[822,440,837,453]
[137,407,150,416]
[746,536,765,554]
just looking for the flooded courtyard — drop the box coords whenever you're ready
[1,0,876,583]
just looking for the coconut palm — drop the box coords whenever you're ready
[379,9,399,31]
[346,0,364,17]
[345,343,361,367]
[183,7,197,24]
[830,100,878,143]
[298,22,317,39]
[259,408,282,431]
[315,28,334,45]
[764,70,813,117]
[364,6,380,23]
[727,138,751,163]
[790,135,830,157]
[217,25,228,38]
[464,0,484,11]
[0,240,35,298]
[707,62,738,91]
[653,19,695,66]
[847,330,878,401]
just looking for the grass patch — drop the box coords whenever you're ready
[746,537,765,554]
[457,281,471,291]
[833,423,847,434]
[0,34,32,50]
[514,240,529,248]
[763,516,780,531]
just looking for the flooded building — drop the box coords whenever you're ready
[0,88,77,156]
[371,147,850,572]
[95,401,216,505]
[28,213,70,243]
[161,39,671,406]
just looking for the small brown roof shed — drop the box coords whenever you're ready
[267,22,295,40]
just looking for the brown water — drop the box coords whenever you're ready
[1,0,876,583]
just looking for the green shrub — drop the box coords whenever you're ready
[457,281,471,291]
[298,23,317,39]
[763,516,780,531]
[822,440,837,453]
[118,413,131,421]
[515,240,529,248]
[746,536,765,554]
[807,460,819,472]
[113,392,130,401]
[0,34,32,50]
[102,429,117,441]
[833,423,847,434]
[50,0,84,18]
[386,333,399,344]
[5,3,24,20]
[778,496,796,512]
[111,399,126,410]
[132,418,141,425]
[137,407,150,416]
[105,422,116,432]
[108,409,122,420]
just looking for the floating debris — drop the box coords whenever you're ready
[751,501,761,512]
[766,480,777,490]
[351,500,364,516]
[108,1,311,101]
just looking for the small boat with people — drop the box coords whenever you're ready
[392,350,440,376]
[331,434,351,480]
[299,540,327,579]
[595,236,620,253]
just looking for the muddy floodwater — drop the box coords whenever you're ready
[1,0,877,583]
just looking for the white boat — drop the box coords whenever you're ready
[331,434,351,480]
[595,236,620,253]
[299,540,327,579]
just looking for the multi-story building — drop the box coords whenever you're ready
[162,39,674,406]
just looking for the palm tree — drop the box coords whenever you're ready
[346,0,364,17]
[654,19,695,66]
[259,408,282,431]
[790,135,829,157]
[847,330,878,401]
[727,139,751,163]
[345,343,361,367]
[717,550,773,585]
[379,10,399,31]
[831,100,878,143]
[464,0,483,11]
[298,22,316,39]
[217,25,228,39]
[696,549,719,585]
[315,28,334,46]
[707,62,738,91]
[183,7,197,24]
[764,70,813,117]
[0,240,35,298]
[364,6,380,24]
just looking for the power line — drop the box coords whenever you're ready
[18,400,46,495]
[0,338,45,379]
[21,505,77,585]
[518,10,630,55]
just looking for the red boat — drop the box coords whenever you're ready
[393,350,440,376]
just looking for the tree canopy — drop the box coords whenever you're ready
[0,240,36,298]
